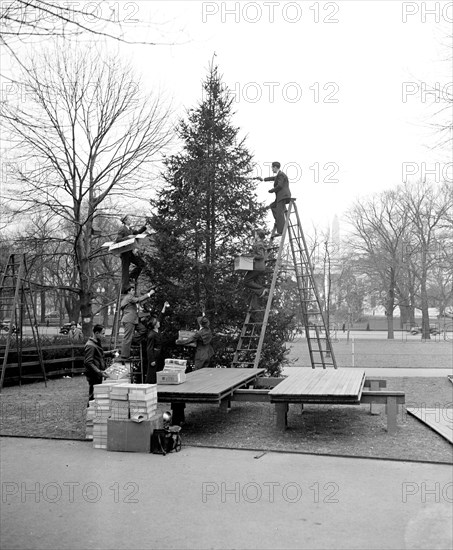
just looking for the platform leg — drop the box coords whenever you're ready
[171,402,186,425]
[387,396,397,435]
[275,403,288,430]
[370,381,380,415]
[219,399,230,414]
[300,403,304,415]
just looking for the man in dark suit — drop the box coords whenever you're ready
[115,215,147,290]
[257,162,291,235]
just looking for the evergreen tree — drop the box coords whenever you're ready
[148,63,296,374]
[149,63,266,326]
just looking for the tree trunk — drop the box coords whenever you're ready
[420,272,430,340]
[40,289,46,323]
[386,268,395,339]
[101,305,109,327]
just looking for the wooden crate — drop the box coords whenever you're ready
[234,254,255,271]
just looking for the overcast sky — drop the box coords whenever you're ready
[3,1,451,235]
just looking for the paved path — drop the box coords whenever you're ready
[1,437,451,550]
[283,366,453,378]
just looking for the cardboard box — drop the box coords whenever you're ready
[157,371,186,385]
[234,254,255,271]
[107,415,162,453]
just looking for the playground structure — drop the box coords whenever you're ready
[0,253,47,391]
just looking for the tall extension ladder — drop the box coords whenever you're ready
[232,199,337,369]
[0,253,47,391]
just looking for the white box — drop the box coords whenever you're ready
[234,254,254,271]
[157,371,186,385]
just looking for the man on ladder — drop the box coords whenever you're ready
[256,161,291,236]
[115,215,147,290]
[243,228,269,309]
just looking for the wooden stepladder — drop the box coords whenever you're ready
[0,253,47,391]
[232,199,337,369]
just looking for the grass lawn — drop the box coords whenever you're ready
[0,338,451,462]
[287,338,452,368]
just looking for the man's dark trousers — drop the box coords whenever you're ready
[120,251,146,290]
[86,373,102,404]
[271,198,291,234]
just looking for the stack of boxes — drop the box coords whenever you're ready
[157,358,187,385]
[107,383,161,453]
[91,382,164,452]
[110,384,130,420]
[86,403,95,440]
[128,384,159,420]
[92,383,114,449]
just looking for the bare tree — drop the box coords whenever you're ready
[401,180,452,339]
[1,44,172,335]
[346,189,409,339]
[0,0,176,45]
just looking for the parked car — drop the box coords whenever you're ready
[59,322,72,335]
[45,311,60,319]
[408,325,440,335]
[0,319,17,333]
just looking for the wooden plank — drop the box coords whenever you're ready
[4,357,83,369]
[363,379,386,389]
[230,389,271,402]
[407,407,453,444]
[157,368,265,403]
[360,391,405,405]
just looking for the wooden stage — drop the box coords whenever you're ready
[269,369,365,404]
[157,367,405,434]
[157,368,265,423]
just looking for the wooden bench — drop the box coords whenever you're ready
[230,375,405,435]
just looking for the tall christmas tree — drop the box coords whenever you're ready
[149,63,266,329]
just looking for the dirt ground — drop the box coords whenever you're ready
[0,374,451,463]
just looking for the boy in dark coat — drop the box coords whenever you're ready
[84,324,117,403]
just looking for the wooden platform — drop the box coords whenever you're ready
[269,369,366,404]
[157,368,265,409]
[407,407,453,444]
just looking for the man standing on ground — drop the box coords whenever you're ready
[84,324,117,404]
[120,284,155,364]
[257,162,291,236]
[116,215,147,290]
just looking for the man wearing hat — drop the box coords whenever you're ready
[116,214,147,290]
[256,162,291,236]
